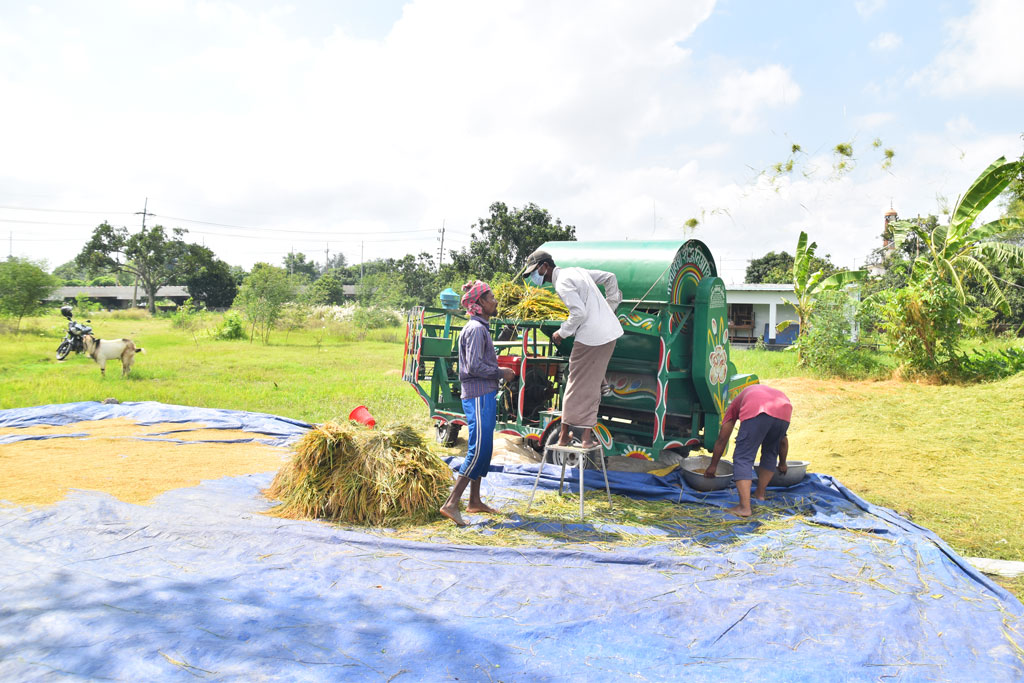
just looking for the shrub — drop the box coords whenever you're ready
[801,290,885,379]
[955,346,1024,382]
[214,311,247,340]
[873,282,967,379]
[170,298,202,328]
[352,306,400,330]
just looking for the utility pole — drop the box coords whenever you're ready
[131,198,156,310]
[8,231,11,258]
[436,220,446,272]
[324,243,330,274]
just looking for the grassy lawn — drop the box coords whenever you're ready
[3,313,1022,599]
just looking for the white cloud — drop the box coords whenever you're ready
[712,65,802,134]
[911,0,1024,94]
[854,0,887,18]
[869,32,902,51]
[855,112,895,129]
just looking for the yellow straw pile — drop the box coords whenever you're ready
[267,421,454,526]
[493,282,568,320]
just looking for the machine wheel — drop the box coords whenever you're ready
[56,341,72,361]
[435,421,461,447]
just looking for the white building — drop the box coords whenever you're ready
[725,284,799,345]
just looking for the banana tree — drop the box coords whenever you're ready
[889,156,1024,314]
[777,231,867,360]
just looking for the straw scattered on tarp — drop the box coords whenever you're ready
[266,421,453,526]
[494,282,568,320]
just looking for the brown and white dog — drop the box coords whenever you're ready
[82,334,144,377]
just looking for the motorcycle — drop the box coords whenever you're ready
[56,305,94,361]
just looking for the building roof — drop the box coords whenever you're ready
[47,286,191,301]
[727,283,795,292]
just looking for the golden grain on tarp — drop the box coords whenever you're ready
[266,421,453,526]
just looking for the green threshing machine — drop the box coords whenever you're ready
[402,239,758,462]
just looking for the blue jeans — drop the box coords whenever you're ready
[460,391,497,481]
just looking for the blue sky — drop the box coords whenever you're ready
[1,0,1021,283]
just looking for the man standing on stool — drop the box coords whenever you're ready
[439,280,515,527]
[519,249,623,449]
[704,384,792,517]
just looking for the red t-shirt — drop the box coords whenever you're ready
[723,384,792,423]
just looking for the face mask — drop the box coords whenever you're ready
[528,269,545,287]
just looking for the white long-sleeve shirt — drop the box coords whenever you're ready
[552,266,624,346]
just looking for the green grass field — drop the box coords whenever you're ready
[3,312,1022,598]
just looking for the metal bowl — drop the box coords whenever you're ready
[681,455,734,492]
[764,460,809,488]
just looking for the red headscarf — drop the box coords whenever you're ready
[460,280,492,317]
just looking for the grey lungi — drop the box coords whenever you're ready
[561,339,617,428]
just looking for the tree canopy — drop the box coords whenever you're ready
[0,257,60,330]
[745,250,836,284]
[76,223,190,314]
[448,202,576,281]
[181,245,238,309]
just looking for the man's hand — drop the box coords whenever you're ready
[703,463,717,478]
[500,368,515,382]
[552,331,564,345]
[777,462,788,475]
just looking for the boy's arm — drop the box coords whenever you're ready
[777,435,789,473]
[703,419,736,478]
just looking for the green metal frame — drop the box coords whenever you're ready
[402,239,758,461]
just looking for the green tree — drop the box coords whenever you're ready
[52,260,90,285]
[324,252,348,271]
[777,231,867,361]
[448,202,576,280]
[283,252,319,281]
[181,245,238,309]
[357,270,408,309]
[307,270,349,306]
[233,263,297,343]
[76,222,190,315]
[890,156,1024,315]
[0,257,60,331]
[745,250,836,284]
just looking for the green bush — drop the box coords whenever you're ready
[170,298,203,329]
[873,282,967,379]
[352,306,400,330]
[214,311,247,340]
[801,290,886,379]
[955,346,1024,382]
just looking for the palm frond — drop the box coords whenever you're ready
[819,269,868,289]
[950,156,1018,232]
[959,255,1011,314]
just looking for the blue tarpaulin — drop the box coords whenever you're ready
[1,402,1022,681]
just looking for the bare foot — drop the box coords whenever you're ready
[439,505,467,527]
[753,492,768,502]
[556,439,571,447]
[581,441,598,449]
[466,502,499,514]
[724,505,752,518]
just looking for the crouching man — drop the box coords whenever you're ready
[704,384,792,517]
[439,280,515,527]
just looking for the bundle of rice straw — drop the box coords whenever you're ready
[267,421,453,526]
[493,282,568,321]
